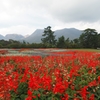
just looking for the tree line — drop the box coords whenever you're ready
[0,26,100,49]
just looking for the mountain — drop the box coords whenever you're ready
[24,29,44,43]
[24,28,82,43]
[0,28,82,43]
[54,28,82,39]
[5,34,24,41]
[0,34,4,40]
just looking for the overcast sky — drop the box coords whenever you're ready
[0,0,100,36]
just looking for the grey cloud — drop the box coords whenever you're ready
[0,0,51,28]
[0,0,100,24]
[0,0,100,35]
[40,0,100,23]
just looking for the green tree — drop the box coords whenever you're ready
[65,38,70,48]
[73,38,80,48]
[41,26,57,47]
[79,28,98,48]
[57,36,66,48]
[97,34,100,48]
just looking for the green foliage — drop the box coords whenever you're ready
[79,28,98,48]
[10,82,28,100]
[31,89,62,100]
[41,26,57,47]
[57,36,66,48]
[96,66,100,76]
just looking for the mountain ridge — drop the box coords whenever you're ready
[0,28,82,43]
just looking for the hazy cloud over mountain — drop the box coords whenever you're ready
[0,0,100,36]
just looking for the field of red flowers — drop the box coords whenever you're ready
[0,50,100,100]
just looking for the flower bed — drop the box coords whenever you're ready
[0,49,8,55]
[0,51,100,100]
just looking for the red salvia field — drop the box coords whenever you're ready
[0,50,100,100]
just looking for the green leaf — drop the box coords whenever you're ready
[34,97,39,100]
[17,82,28,94]
[20,94,27,100]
